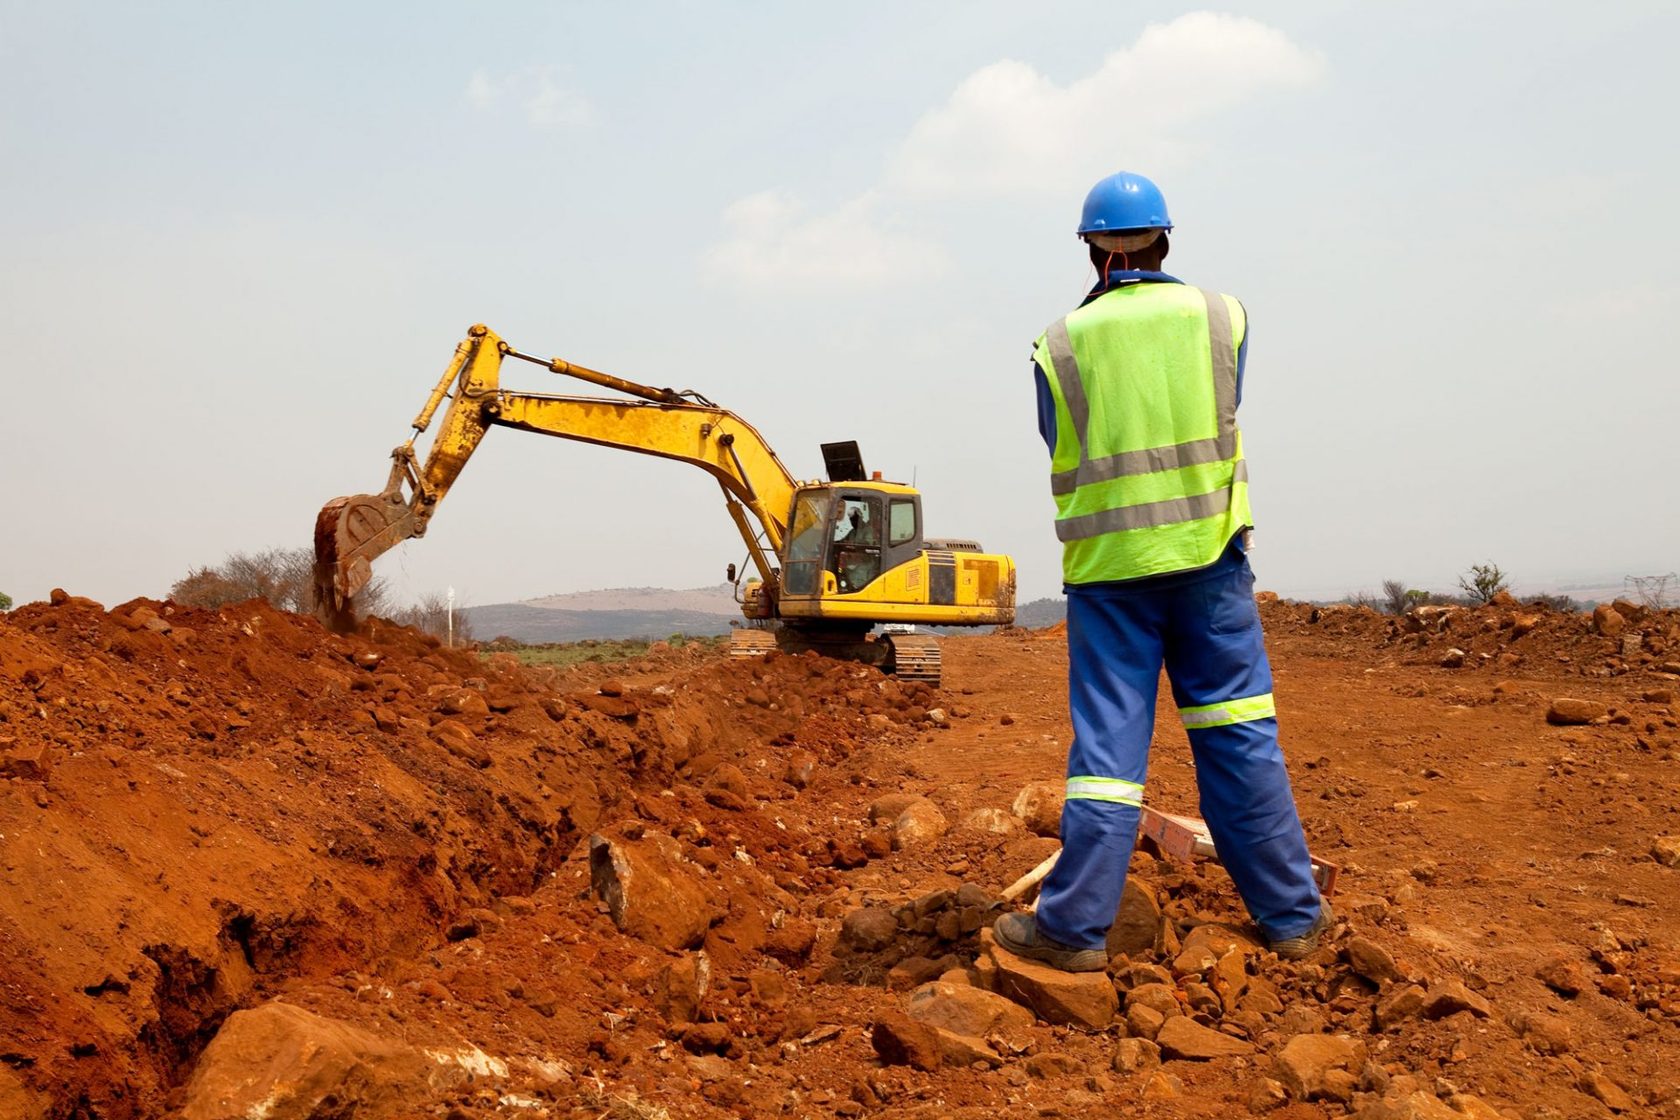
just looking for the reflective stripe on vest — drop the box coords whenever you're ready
[1065,775,1144,806]
[1179,692,1276,729]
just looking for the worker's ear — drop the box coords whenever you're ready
[1156,232,1170,262]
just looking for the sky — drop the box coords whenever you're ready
[2,2,1676,610]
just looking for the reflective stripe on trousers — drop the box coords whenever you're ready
[1066,775,1144,807]
[1180,691,1276,729]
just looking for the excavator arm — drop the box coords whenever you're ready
[313,324,800,630]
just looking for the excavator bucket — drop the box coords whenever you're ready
[312,488,417,633]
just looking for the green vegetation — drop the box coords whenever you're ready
[485,633,726,669]
[1457,562,1510,605]
[0,591,11,611]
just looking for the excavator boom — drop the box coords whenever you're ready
[313,325,799,627]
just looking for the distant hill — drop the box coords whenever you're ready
[465,584,1070,644]
[522,584,739,613]
[465,584,739,643]
[1013,597,1067,629]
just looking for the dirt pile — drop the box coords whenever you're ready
[3,589,1679,1118]
[1259,596,1680,681]
[0,593,929,1117]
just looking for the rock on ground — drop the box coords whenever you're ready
[839,907,899,953]
[892,798,949,850]
[588,830,714,951]
[960,807,1023,834]
[1547,698,1607,725]
[905,981,1035,1039]
[1106,880,1162,958]
[1355,1090,1461,1119]
[1273,1033,1368,1101]
[180,1002,445,1120]
[1154,1016,1252,1061]
[870,1012,940,1071]
[985,930,1117,1029]
[1653,835,1680,868]
[1011,781,1064,837]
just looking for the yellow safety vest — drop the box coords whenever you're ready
[1034,283,1251,585]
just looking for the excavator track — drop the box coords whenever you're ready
[885,632,942,687]
[728,629,779,659]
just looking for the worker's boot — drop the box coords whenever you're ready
[1267,900,1334,960]
[992,912,1107,973]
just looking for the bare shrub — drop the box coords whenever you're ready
[389,591,472,645]
[171,547,389,617]
[1457,562,1510,606]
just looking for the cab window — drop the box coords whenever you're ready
[888,499,917,546]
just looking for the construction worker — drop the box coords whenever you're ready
[993,171,1329,971]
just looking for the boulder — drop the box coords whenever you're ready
[1345,937,1403,985]
[1124,983,1181,1018]
[1420,979,1490,1020]
[905,982,1034,1039]
[588,831,713,951]
[1173,923,1260,976]
[1248,1077,1289,1113]
[838,908,899,953]
[1447,1094,1520,1120]
[867,792,920,822]
[1534,954,1586,996]
[929,1026,1001,1068]
[703,763,752,810]
[1273,1033,1368,1101]
[1592,605,1626,637]
[1369,974,1423,1018]
[892,799,949,850]
[180,1002,442,1120]
[1547,698,1606,725]
[655,952,711,1024]
[986,932,1118,1029]
[780,752,816,790]
[1579,1070,1635,1113]
[1355,1090,1460,1119]
[1155,1016,1252,1061]
[870,1012,940,1071]
[1508,1008,1571,1055]
[960,807,1023,835]
[1112,1037,1161,1075]
[1011,781,1064,837]
[886,957,946,992]
[1126,1003,1165,1039]
[1652,836,1680,868]
[0,743,50,782]
[1106,879,1162,957]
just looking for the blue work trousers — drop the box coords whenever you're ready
[1034,556,1321,948]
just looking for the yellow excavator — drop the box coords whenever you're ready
[313,324,1015,685]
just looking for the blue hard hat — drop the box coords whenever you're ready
[1077,171,1173,236]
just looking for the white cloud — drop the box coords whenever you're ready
[702,189,947,288]
[703,12,1323,289]
[464,67,594,129]
[889,12,1326,196]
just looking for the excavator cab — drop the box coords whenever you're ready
[780,485,924,598]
